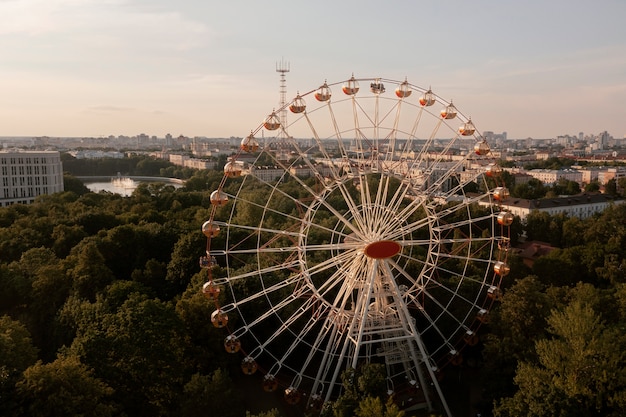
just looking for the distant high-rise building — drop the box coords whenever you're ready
[599,131,610,150]
[0,150,64,206]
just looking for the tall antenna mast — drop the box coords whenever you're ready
[276,58,290,138]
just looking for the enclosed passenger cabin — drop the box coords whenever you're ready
[223,161,243,178]
[262,375,278,392]
[308,394,323,411]
[485,163,502,177]
[370,79,385,94]
[440,102,457,119]
[493,187,510,201]
[315,82,332,101]
[240,135,259,153]
[210,190,229,206]
[449,350,463,366]
[476,308,489,324]
[202,281,220,300]
[395,80,412,98]
[263,112,281,130]
[493,261,510,276]
[459,119,476,136]
[463,330,479,346]
[224,335,241,353]
[487,285,502,300]
[289,94,306,113]
[497,211,514,226]
[241,357,258,375]
[342,76,360,95]
[284,387,302,405]
[477,308,490,323]
[202,220,220,238]
[474,140,490,155]
[419,88,435,106]
[211,309,228,328]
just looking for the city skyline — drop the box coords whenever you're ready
[1,0,625,140]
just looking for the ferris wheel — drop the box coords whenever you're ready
[200,76,512,416]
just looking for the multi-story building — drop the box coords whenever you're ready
[481,193,623,220]
[0,150,64,206]
[526,168,582,185]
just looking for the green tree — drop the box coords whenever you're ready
[179,370,245,417]
[51,223,87,258]
[561,216,586,248]
[513,178,545,199]
[329,364,394,417]
[585,180,601,192]
[493,300,626,417]
[63,173,90,195]
[605,178,618,196]
[166,231,205,291]
[0,316,38,414]
[354,396,405,417]
[551,178,581,196]
[15,355,118,417]
[175,275,230,374]
[66,239,115,300]
[481,276,553,401]
[69,293,190,416]
[524,211,552,242]
[618,177,626,197]
[246,409,282,417]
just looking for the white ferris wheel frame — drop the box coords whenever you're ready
[201,76,512,416]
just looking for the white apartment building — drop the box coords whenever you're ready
[598,167,626,185]
[0,150,64,206]
[481,193,623,220]
[251,166,284,182]
[526,169,583,185]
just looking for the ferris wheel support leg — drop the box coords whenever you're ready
[349,264,377,370]
[414,335,453,417]
[383,261,453,416]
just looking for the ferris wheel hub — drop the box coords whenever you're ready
[363,240,401,259]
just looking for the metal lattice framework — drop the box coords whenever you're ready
[200,76,512,416]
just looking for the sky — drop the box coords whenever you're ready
[1,0,625,140]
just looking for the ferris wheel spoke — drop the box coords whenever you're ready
[323,98,351,160]
[218,192,311,234]
[251,293,317,344]
[219,270,307,313]
[212,259,301,286]
[329,179,369,233]
[435,251,494,265]
[377,175,413,221]
[380,212,432,241]
[308,312,351,396]
[254,300,342,378]
[396,238,433,248]
[384,260,455,344]
[253,158,368,241]
[369,174,395,230]
[313,254,371,305]
[394,263,480,339]
[272,306,338,374]
[429,214,494,234]
[219,221,302,244]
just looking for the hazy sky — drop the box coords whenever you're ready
[1,0,625,139]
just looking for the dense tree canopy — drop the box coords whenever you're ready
[0,156,625,416]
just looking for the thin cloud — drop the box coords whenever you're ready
[86,105,135,113]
